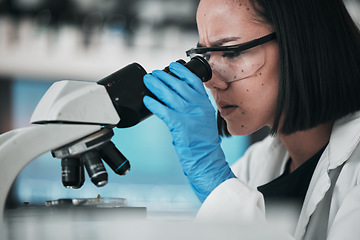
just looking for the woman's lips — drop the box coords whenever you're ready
[218,102,238,117]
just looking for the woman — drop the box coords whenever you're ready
[143,0,360,239]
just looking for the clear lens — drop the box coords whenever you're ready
[190,45,264,83]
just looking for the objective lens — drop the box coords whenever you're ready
[100,141,130,175]
[81,151,108,187]
[61,158,85,189]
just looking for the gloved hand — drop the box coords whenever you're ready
[143,62,235,202]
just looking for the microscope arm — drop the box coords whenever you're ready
[0,124,101,220]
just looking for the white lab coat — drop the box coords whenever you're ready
[196,111,360,240]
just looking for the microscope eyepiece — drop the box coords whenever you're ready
[181,56,212,82]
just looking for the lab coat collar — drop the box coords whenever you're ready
[328,111,360,170]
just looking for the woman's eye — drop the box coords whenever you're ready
[203,53,211,61]
[222,51,241,59]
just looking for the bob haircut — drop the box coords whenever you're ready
[218,0,360,136]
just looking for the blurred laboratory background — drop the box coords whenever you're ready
[1,0,360,219]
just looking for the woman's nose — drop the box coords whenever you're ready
[204,73,229,90]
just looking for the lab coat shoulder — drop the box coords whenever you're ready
[195,135,293,239]
[196,134,289,224]
[295,112,360,239]
[231,134,289,188]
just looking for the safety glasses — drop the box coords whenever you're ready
[186,32,277,82]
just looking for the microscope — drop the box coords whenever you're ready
[0,56,211,221]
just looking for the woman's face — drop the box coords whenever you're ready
[197,0,280,135]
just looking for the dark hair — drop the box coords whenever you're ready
[218,0,360,136]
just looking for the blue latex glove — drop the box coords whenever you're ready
[143,62,236,202]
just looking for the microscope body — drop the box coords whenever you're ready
[0,64,144,220]
[0,56,212,222]
[0,80,116,220]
